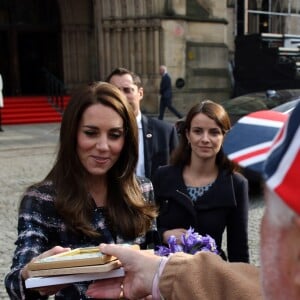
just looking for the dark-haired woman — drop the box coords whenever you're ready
[5,82,157,299]
[153,100,249,262]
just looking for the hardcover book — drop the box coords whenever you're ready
[27,246,117,271]
[25,267,124,288]
[25,244,139,288]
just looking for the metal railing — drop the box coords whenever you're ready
[43,68,67,113]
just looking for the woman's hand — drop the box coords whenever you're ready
[163,228,187,244]
[34,284,70,296]
[86,244,162,299]
[21,246,71,296]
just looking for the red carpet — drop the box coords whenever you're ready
[1,96,69,125]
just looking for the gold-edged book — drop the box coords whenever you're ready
[28,259,121,277]
[27,244,139,273]
[27,247,116,271]
[25,244,140,288]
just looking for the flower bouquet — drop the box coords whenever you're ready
[155,227,218,256]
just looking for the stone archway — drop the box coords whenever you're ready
[0,0,61,96]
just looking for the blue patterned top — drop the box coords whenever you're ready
[5,177,156,300]
[187,182,213,202]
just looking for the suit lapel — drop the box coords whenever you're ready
[141,115,153,178]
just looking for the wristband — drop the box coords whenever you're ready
[151,256,168,300]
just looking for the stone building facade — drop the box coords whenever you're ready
[0,0,236,116]
[60,0,234,114]
[2,1,300,114]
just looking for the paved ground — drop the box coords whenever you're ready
[0,123,59,299]
[0,122,265,299]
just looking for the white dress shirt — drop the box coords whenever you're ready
[136,113,145,177]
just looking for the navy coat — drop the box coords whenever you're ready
[152,164,250,262]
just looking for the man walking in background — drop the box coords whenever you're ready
[158,65,183,120]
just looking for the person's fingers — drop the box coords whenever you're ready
[97,244,159,297]
[86,277,124,299]
[33,246,71,262]
[99,243,160,263]
[99,243,133,264]
[22,246,71,280]
[44,246,71,257]
[37,284,69,296]
[99,243,124,255]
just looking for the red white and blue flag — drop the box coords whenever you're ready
[264,102,300,214]
[224,110,288,173]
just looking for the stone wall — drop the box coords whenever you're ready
[57,0,234,115]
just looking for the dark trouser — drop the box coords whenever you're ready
[158,98,182,120]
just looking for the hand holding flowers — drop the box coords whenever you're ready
[155,227,218,256]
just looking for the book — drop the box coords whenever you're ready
[27,246,117,271]
[28,259,121,277]
[27,244,139,271]
[25,244,140,289]
[25,267,124,288]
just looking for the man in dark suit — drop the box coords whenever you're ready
[106,67,178,179]
[158,65,183,120]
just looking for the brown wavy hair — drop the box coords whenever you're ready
[44,82,157,238]
[171,100,238,172]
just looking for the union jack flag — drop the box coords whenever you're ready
[264,102,300,214]
[224,110,288,173]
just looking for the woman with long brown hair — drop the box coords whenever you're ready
[5,82,157,299]
[153,100,249,263]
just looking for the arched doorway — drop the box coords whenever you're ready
[0,0,61,96]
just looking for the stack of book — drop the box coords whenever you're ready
[25,246,127,289]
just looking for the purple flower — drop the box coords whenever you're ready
[168,235,183,253]
[155,245,172,256]
[155,227,218,257]
[181,228,201,251]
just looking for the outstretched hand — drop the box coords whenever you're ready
[86,243,162,299]
[22,246,71,296]
[163,228,187,244]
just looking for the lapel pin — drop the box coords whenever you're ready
[146,133,152,138]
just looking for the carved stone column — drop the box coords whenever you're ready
[115,21,123,67]
[61,24,92,88]
[93,0,105,80]
[128,20,135,71]
[153,19,161,74]
[103,23,111,76]
[136,25,143,75]
[140,19,147,74]
[122,21,130,68]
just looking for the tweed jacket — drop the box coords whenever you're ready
[5,177,156,300]
[159,251,262,300]
[141,114,178,179]
[152,164,249,262]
